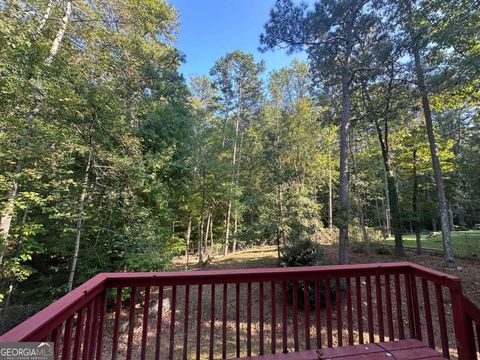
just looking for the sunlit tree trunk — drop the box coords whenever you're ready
[185,211,192,269]
[34,0,53,40]
[328,164,333,231]
[405,0,455,268]
[209,213,214,257]
[27,0,72,122]
[412,149,422,254]
[68,152,92,292]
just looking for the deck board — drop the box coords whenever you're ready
[232,339,447,360]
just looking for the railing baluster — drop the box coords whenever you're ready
[183,285,190,360]
[404,273,415,338]
[366,276,374,343]
[73,308,84,360]
[410,275,422,341]
[271,281,276,354]
[259,282,265,355]
[195,285,202,360]
[222,284,227,359]
[62,315,74,360]
[315,280,321,349]
[435,284,449,358]
[126,287,137,360]
[82,300,94,360]
[476,324,480,356]
[112,288,122,360]
[375,274,384,342]
[293,280,299,351]
[304,280,311,350]
[88,295,100,360]
[394,274,404,340]
[282,280,287,353]
[236,283,240,357]
[95,289,107,360]
[141,286,151,360]
[51,326,61,360]
[335,278,342,347]
[355,277,363,345]
[209,284,215,360]
[346,277,353,345]
[385,274,394,341]
[155,286,164,360]
[325,279,333,347]
[247,282,252,356]
[169,285,177,360]
[421,279,434,348]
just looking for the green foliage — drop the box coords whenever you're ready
[280,239,325,267]
[0,0,479,334]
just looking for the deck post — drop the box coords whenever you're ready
[449,281,474,359]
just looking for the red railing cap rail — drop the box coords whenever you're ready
[103,262,415,287]
[0,273,107,342]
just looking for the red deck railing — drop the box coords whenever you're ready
[1,262,479,359]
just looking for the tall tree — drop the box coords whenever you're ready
[210,51,264,255]
[397,0,455,267]
[260,0,376,263]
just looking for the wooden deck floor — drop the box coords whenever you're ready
[233,339,446,360]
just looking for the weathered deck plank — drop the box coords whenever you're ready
[232,339,447,360]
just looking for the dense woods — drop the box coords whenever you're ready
[0,0,479,331]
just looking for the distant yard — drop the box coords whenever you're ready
[385,230,480,256]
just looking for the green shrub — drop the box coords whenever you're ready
[280,238,324,267]
[473,224,480,231]
[373,244,393,255]
[350,241,368,253]
[281,239,343,309]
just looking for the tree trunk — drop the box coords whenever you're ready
[224,201,231,256]
[338,58,352,265]
[328,162,333,231]
[224,96,242,256]
[205,210,211,255]
[359,203,369,245]
[34,0,53,40]
[232,211,238,253]
[185,211,192,270]
[67,152,92,292]
[363,74,403,252]
[383,169,392,238]
[412,149,422,254]
[405,0,455,268]
[209,213,214,257]
[199,189,205,264]
[27,0,72,122]
[448,205,454,231]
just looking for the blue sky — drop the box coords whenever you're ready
[169,0,309,80]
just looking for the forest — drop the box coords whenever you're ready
[0,0,479,332]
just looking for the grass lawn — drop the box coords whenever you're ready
[385,230,480,256]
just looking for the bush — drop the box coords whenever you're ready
[472,224,480,231]
[280,239,324,267]
[373,244,393,255]
[350,241,368,253]
[280,239,342,309]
